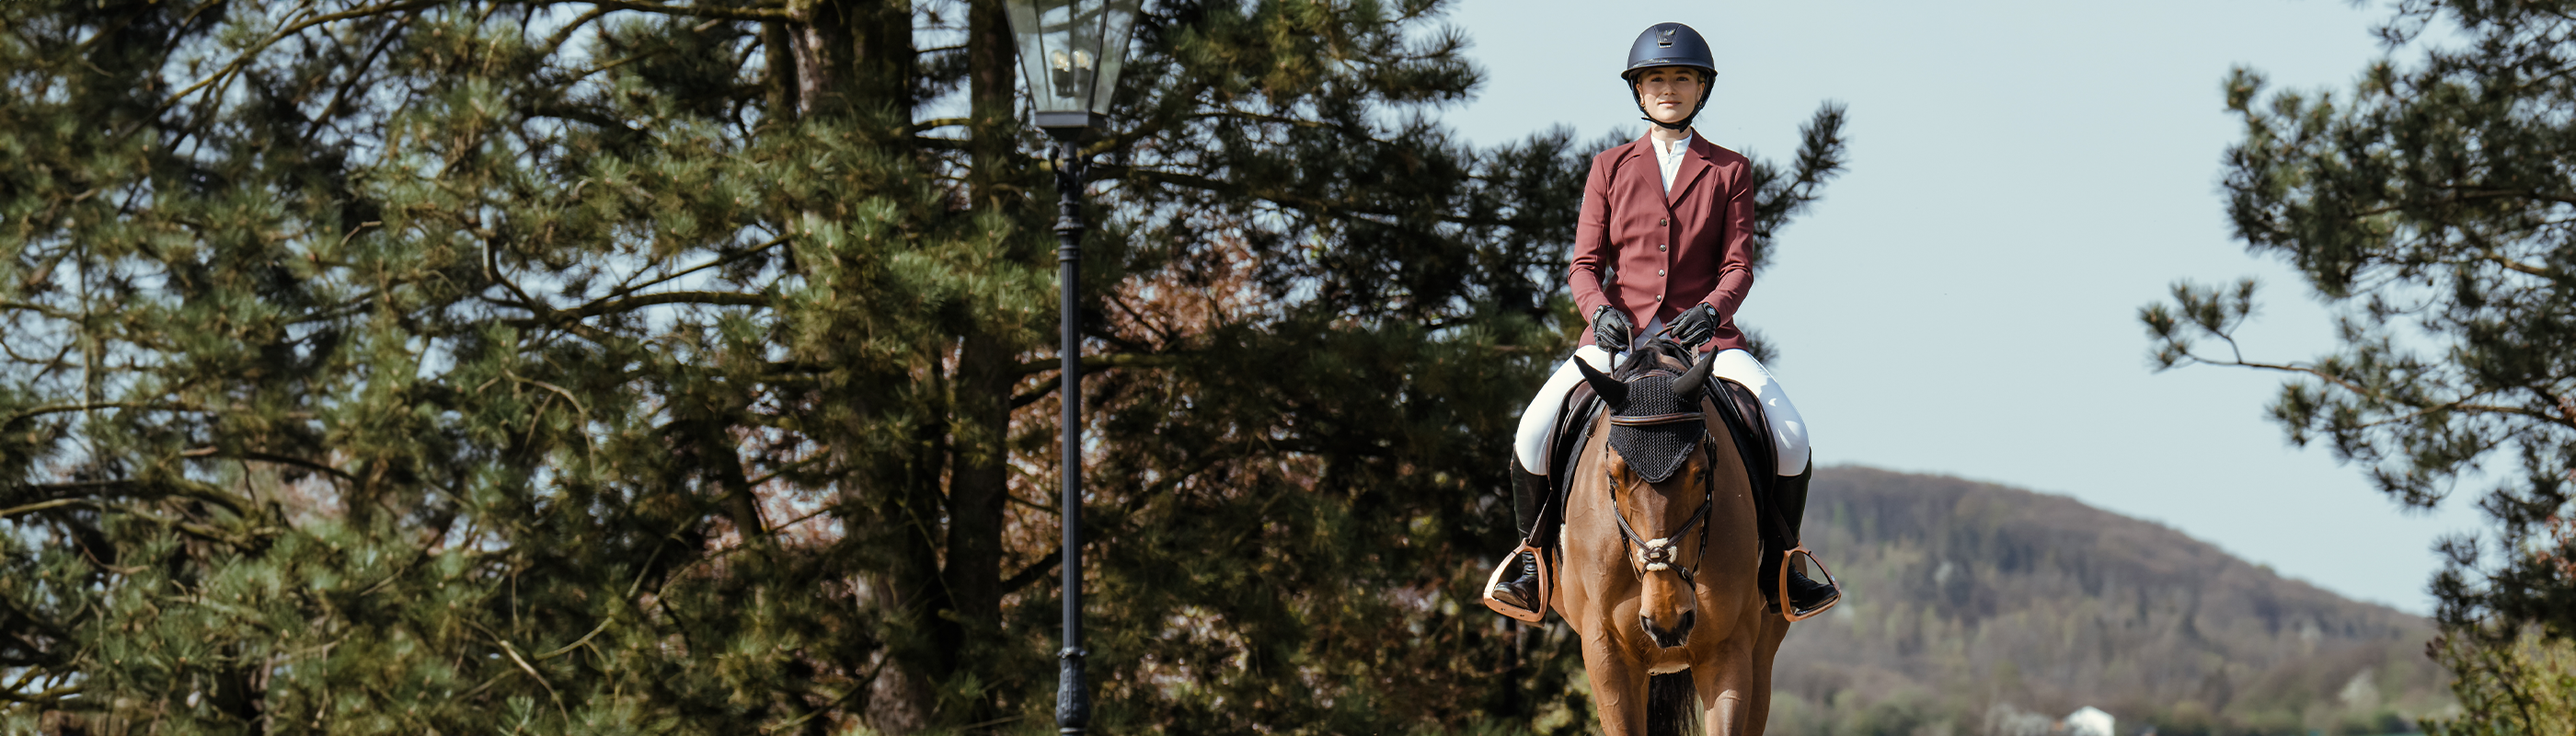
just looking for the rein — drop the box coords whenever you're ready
[1601,426,1719,586]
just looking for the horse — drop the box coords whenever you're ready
[1551,339,1793,736]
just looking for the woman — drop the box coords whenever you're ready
[1486,21,1837,620]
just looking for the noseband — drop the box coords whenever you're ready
[1602,411,1719,587]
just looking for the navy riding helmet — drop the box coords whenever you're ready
[1623,22,1717,131]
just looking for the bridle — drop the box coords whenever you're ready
[1600,412,1719,587]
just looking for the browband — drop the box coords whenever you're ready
[1609,412,1701,427]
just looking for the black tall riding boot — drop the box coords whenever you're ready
[1771,461,1840,616]
[1489,458,1551,613]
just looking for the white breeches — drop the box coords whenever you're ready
[1512,345,1811,476]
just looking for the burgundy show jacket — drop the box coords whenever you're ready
[1569,132,1757,354]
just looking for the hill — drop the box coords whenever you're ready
[1763,466,2454,735]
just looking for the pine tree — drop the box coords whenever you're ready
[0,1,1847,733]
[2142,2,2576,731]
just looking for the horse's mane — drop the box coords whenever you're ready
[1613,338,1697,381]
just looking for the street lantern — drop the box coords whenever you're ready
[1006,0,1142,137]
[1000,1,1140,735]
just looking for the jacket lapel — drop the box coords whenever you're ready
[1618,133,1664,210]
[1668,135,1715,208]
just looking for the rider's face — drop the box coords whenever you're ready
[1632,67,1705,127]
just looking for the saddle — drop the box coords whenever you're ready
[1547,365,1778,494]
[1489,349,1788,620]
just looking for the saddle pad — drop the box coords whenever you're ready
[1544,370,1778,506]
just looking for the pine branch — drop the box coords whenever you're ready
[1013,351,1185,376]
[154,0,451,120]
[187,447,362,485]
[0,301,78,320]
[551,290,771,321]
[999,551,1061,594]
[1104,162,1524,228]
[571,0,793,22]
[601,233,793,300]
[0,499,86,519]
[0,682,81,705]
[535,5,615,55]
[1,401,199,426]
[2162,342,2566,429]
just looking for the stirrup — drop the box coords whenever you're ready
[1479,542,1552,623]
[1775,546,1842,623]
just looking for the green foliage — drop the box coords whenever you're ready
[0,0,1848,734]
[2425,625,2576,735]
[2139,0,2576,729]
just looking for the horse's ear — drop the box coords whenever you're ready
[1672,349,1716,397]
[1575,356,1628,409]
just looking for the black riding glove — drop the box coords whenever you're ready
[1591,305,1635,352]
[1669,302,1722,347]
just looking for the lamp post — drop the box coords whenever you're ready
[1000,2,1139,734]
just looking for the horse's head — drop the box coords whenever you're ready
[1575,341,1719,649]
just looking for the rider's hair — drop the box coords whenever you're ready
[1632,67,1706,85]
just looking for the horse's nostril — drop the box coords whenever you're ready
[1639,611,1697,648]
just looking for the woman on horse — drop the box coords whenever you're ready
[1489,21,1839,620]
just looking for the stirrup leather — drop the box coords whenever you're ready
[1776,546,1842,623]
[1479,542,1553,623]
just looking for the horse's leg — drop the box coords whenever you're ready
[1580,630,1649,735]
[1693,604,1765,736]
[1743,614,1792,736]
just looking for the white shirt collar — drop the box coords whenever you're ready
[1655,132,1695,194]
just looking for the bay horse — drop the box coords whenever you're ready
[1553,339,1792,736]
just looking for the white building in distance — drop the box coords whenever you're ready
[2064,707,2115,736]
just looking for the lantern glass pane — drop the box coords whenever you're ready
[1006,0,1142,121]
[1085,0,1141,116]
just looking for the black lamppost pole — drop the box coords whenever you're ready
[1000,3,1140,734]
[1049,132,1092,736]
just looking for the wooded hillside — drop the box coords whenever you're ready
[1764,467,2452,736]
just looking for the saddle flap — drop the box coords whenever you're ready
[1547,378,1602,494]
[1703,375,1778,479]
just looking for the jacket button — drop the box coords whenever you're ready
[1655,294,1664,301]
[1659,244,1667,251]
[1657,269,1666,276]
[1661,217,1668,227]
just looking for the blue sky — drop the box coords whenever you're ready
[1434,0,2480,615]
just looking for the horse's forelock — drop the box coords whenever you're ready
[1614,338,1697,382]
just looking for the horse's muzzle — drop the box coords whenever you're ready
[1641,610,1695,649]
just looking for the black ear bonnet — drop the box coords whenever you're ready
[1573,350,1713,484]
[1607,373,1702,483]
